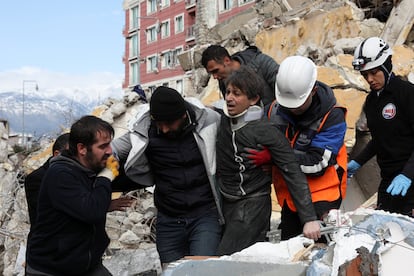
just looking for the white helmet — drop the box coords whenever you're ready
[352,37,393,71]
[275,56,317,108]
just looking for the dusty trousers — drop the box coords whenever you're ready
[217,194,271,256]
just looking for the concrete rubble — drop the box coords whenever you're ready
[0,0,413,275]
[162,209,414,276]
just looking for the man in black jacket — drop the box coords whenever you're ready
[24,133,134,228]
[24,133,69,226]
[26,115,118,276]
[348,37,414,217]
[201,44,279,107]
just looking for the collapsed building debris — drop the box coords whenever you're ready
[162,209,414,275]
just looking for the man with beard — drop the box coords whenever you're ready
[112,86,223,267]
[26,115,117,276]
[348,37,414,216]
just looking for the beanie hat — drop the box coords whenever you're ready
[150,86,186,121]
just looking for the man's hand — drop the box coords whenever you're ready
[98,155,120,181]
[302,221,321,241]
[386,174,412,196]
[108,196,135,212]
[244,145,271,167]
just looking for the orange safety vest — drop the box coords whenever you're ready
[269,104,348,212]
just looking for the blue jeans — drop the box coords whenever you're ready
[156,208,222,263]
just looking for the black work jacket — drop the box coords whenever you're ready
[26,153,111,275]
[355,75,414,181]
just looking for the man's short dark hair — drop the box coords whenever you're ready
[68,115,114,156]
[201,45,230,68]
[52,133,70,153]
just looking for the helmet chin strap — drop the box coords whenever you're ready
[375,65,393,95]
[381,64,393,85]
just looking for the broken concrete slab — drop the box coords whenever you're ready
[381,0,414,47]
[104,247,162,276]
[163,259,308,276]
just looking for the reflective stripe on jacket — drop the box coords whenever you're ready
[271,106,348,212]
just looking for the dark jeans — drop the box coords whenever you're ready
[377,178,414,217]
[25,262,112,276]
[279,198,342,242]
[156,208,222,264]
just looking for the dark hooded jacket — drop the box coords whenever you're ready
[24,157,51,226]
[26,153,111,276]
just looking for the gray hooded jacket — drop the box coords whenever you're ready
[111,98,224,224]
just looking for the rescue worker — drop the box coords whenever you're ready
[348,37,414,217]
[247,56,347,240]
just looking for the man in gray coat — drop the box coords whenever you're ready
[112,86,223,267]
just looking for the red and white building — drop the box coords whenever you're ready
[122,0,255,95]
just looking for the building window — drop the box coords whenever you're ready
[130,34,139,58]
[186,24,195,40]
[148,0,157,14]
[161,51,173,69]
[161,20,170,38]
[174,15,184,34]
[146,26,157,43]
[147,55,158,72]
[160,0,170,8]
[238,0,253,5]
[130,61,139,85]
[130,5,140,30]
[219,0,232,11]
[172,48,182,67]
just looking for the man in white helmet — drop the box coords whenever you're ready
[348,37,414,217]
[246,56,347,241]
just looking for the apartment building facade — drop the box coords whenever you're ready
[122,0,255,95]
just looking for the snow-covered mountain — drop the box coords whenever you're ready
[0,88,123,136]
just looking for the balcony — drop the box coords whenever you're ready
[185,0,196,9]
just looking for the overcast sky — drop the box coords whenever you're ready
[0,1,125,95]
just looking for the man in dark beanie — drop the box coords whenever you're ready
[112,86,223,268]
[149,86,186,121]
[348,37,414,217]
